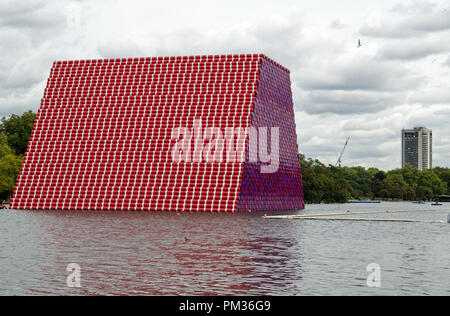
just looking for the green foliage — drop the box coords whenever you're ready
[0,133,23,200]
[432,167,450,195]
[0,111,36,202]
[0,110,36,155]
[299,154,449,204]
[0,153,23,200]
[0,133,14,159]
[299,155,351,204]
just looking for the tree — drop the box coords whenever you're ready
[370,170,386,198]
[403,186,416,201]
[0,111,37,155]
[399,165,420,187]
[326,169,351,203]
[0,133,14,158]
[0,153,23,201]
[417,169,445,200]
[299,155,322,203]
[299,154,352,203]
[341,166,373,199]
[382,172,407,199]
[433,167,450,195]
[0,131,24,201]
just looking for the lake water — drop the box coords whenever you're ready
[0,202,449,296]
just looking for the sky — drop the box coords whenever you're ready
[0,0,449,170]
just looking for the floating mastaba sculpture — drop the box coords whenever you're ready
[11,54,304,212]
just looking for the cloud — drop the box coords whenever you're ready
[360,24,422,39]
[361,2,450,39]
[0,0,77,116]
[300,90,404,115]
[148,11,310,70]
[0,0,70,41]
[445,55,450,66]
[0,1,64,30]
[408,86,450,105]
[329,19,346,29]
[403,11,450,33]
[0,0,44,19]
[97,39,145,59]
[376,37,448,60]
[390,1,438,15]
[293,55,421,115]
[0,81,44,117]
[297,57,419,92]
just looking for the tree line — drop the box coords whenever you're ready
[299,154,450,204]
[1,111,449,204]
[0,111,36,202]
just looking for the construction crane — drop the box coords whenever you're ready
[336,137,350,167]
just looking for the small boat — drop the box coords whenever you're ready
[0,205,7,210]
[412,201,426,204]
[431,202,443,206]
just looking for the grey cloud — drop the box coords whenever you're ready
[295,112,400,165]
[407,108,450,127]
[299,90,404,115]
[151,12,315,71]
[300,143,341,156]
[376,38,447,60]
[2,55,53,90]
[361,4,450,39]
[292,43,423,115]
[342,113,405,134]
[405,11,450,33]
[408,88,450,105]
[97,39,145,59]
[445,55,450,66]
[0,0,66,30]
[0,0,80,53]
[0,0,43,16]
[360,25,422,39]
[349,144,394,159]
[390,1,438,15]
[0,102,40,117]
[0,0,78,117]
[329,19,346,29]
[300,131,399,168]
[296,58,420,92]
[0,28,56,93]
[153,28,255,59]
[434,109,450,116]
[0,86,42,117]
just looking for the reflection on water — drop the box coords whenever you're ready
[0,203,449,295]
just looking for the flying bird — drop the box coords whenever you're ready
[357,39,362,48]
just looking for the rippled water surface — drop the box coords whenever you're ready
[0,202,449,295]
